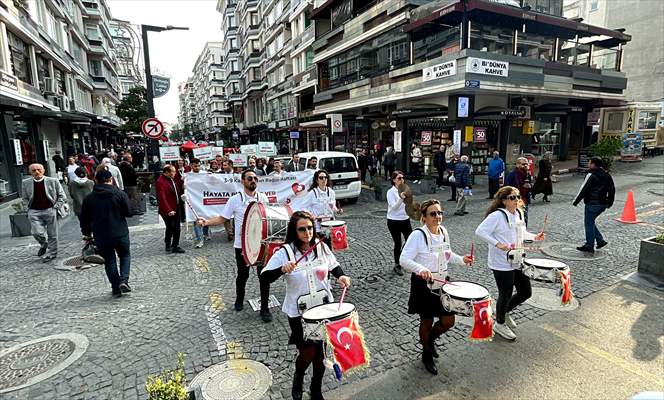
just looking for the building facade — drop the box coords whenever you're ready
[0,0,121,204]
[109,18,144,96]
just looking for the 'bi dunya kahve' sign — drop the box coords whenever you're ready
[466,57,509,77]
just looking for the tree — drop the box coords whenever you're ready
[116,87,148,135]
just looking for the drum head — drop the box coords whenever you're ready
[442,281,489,300]
[523,258,568,270]
[302,303,355,322]
[242,202,266,265]
[320,220,345,228]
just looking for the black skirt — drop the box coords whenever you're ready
[407,273,455,318]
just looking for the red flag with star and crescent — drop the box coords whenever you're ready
[559,269,574,305]
[330,225,348,251]
[469,298,494,341]
[325,315,369,373]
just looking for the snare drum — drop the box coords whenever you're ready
[301,302,356,341]
[320,220,348,251]
[440,281,491,317]
[521,258,569,283]
[242,202,293,265]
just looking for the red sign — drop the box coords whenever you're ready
[421,131,432,146]
[473,127,487,143]
[141,118,165,139]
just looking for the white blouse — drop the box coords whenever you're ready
[303,187,336,220]
[475,209,537,271]
[386,186,409,221]
[400,225,465,276]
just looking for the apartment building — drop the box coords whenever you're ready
[110,18,144,96]
[0,0,121,203]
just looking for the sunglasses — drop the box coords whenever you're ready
[245,176,259,182]
[318,176,328,180]
[297,226,314,233]
[395,176,404,181]
[506,195,521,200]
[427,211,444,217]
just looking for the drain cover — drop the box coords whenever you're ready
[526,287,579,311]
[56,256,98,271]
[188,360,272,400]
[540,242,606,261]
[0,333,88,393]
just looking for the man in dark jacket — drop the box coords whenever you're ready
[453,155,471,215]
[156,165,185,254]
[573,157,615,253]
[383,147,396,180]
[80,170,133,297]
[119,153,142,215]
[505,157,533,226]
[433,145,447,189]
[357,149,368,183]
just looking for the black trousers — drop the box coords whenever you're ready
[488,178,500,199]
[387,218,412,266]
[164,212,181,248]
[235,248,270,310]
[492,269,532,324]
[384,164,394,180]
[436,168,445,186]
[449,181,457,200]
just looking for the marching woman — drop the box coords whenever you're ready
[386,170,412,276]
[400,199,473,375]
[262,211,351,400]
[475,186,545,341]
[303,169,341,230]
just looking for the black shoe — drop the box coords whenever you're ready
[576,245,594,253]
[393,265,404,276]
[234,302,243,311]
[260,308,273,323]
[310,392,325,400]
[447,198,456,202]
[422,354,438,375]
[37,244,47,257]
[171,246,185,254]
[165,245,172,253]
[596,240,608,249]
[429,339,439,358]
[292,374,304,400]
[119,282,132,293]
[112,290,122,298]
[463,211,469,214]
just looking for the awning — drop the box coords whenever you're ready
[299,119,327,129]
[20,108,92,123]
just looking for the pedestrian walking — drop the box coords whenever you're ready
[573,157,615,253]
[447,155,458,202]
[222,159,235,174]
[52,150,66,182]
[368,150,378,179]
[119,153,143,215]
[175,159,190,223]
[410,142,422,184]
[302,170,340,231]
[532,152,553,202]
[156,165,185,254]
[22,163,67,262]
[386,170,412,275]
[357,149,368,183]
[453,155,471,215]
[268,160,284,176]
[255,158,267,176]
[68,167,94,224]
[306,157,318,170]
[487,151,505,199]
[66,156,80,183]
[505,157,532,226]
[383,147,396,180]
[80,170,133,297]
[102,157,124,190]
[475,186,545,340]
[186,159,210,248]
[400,199,473,375]
[433,145,447,189]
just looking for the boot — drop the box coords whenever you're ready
[291,371,304,400]
[310,368,325,400]
[422,351,438,375]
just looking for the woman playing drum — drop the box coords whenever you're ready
[400,199,473,375]
[262,211,351,400]
[475,186,545,341]
[386,170,412,276]
[302,169,341,230]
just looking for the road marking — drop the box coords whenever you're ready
[195,256,210,273]
[540,324,664,387]
[637,207,664,218]
[225,341,248,359]
[209,292,225,312]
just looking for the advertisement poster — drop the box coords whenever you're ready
[464,126,474,142]
[620,132,643,161]
[394,131,402,152]
[421,131,432,146]
[192,146,213,161]
[453,129,461,155]
[473,127,487,143]
[159,146,181,161]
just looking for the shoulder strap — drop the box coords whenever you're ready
[414,227,429,247]
[497,208,510,224]
[282,243,296,262]
[440,226,449,243]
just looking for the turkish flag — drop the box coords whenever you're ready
[325,315,369,374]
[559,269,574,305]
[469,298,494,341]
[330,225,348,251]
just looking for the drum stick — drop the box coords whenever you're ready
[337,286,348,311]
[470,242,474,267]
[540,214,549,235]
[431,277,460,286]
[295,239,324,264]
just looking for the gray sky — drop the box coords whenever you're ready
[107,0,222,127]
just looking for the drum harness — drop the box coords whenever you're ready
[496,208,527,267]
[412,226,451,292]
[282,244,334,317]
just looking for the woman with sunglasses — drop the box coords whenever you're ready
[400,199,473,375]
[262,211,351,400]
[386,170,412,275]
[475,186,545,341]
[304,169,341,231]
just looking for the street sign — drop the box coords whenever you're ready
[465,80,480,88]
[152,75,170,98]
[141,118,165,139]
[327,114,343,133]
[290,131,300,139]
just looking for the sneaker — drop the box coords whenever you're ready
[393,264,404,276]
[165,245,172,253]
[260,308,273,323]
[42,255,56,263]
[119,282,132,293]
[494,322,516,340]
[234,302,244,311]
[37,244,48,257]
[506,313,517,329]
[171,246,186,254]
[596,240,608,249]
[576,245,594,253]
[195,241,204,249]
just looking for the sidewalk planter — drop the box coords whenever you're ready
[638,236,664,280]
[9,213,31,237]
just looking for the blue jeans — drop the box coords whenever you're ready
[193,223,209,241]
[98,235,131,291]
[584,204,607,247]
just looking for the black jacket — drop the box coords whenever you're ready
[119,160,138,187]
[573,168,615,207]
[80,184,132,244]
[433,151,446,171]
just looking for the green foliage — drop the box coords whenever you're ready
[653,231,664,245]
[146,353,188,400]
[590,136,622,171]
[116,87,148,135]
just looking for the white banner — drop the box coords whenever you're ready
[159,146,180,161]
[193,146,213,161]
[229,153,248,167]
[183,170,315,222]
[240,144,257,155]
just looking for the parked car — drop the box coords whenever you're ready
[296,151,361,203]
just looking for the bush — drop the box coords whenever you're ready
[146,353,189,400]
[590,136,622,171]
[653,231,664,245]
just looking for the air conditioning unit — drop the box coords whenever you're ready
[43,78,59,95]
[61,95,71,112]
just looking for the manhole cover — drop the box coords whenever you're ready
[188,360,272,400]
[526,287,579,311]
[56,256,97,271]
[0,333,89,393]
[540,242,606,261]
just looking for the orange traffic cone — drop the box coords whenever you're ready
[616,190,641,224]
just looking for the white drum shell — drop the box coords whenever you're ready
[521,258,570,283]
[439,282,490,317]
[301,303,355,341]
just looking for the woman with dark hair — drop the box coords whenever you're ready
[532,151,553,202]
[69,166,94,223]
[303,169,340,230]
[400,199,473,375]
[262,211,351,400]
[475,186,545,341]
[386,170,412,276]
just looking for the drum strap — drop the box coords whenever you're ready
[414,226,448,252]
[497,208,523,228]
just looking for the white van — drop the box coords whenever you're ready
[296,151,361,203]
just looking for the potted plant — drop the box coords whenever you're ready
[638,232,664,281]
[146,353,192,400]
[589,136,622,171]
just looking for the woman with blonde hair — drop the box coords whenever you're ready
[400,199,473,375]
[475,186,545,341]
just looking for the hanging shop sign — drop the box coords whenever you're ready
[289,131,300,139]
[473,127,487,143]
[394,131,402,152]
[464,126,474,142]
[626,108,635,132]
[466,57,509,77]
[421,131,432,146]
[12,139,23,165]
[453,129,462,154]
[422,60,457,82]
[522,120,536,135]
[458,96,470,118]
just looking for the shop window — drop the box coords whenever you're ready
[638,111,658,130]
[7,31,33,85]
[605,112,623,131]
[470,23,515,56]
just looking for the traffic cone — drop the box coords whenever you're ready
[616,190,641,224]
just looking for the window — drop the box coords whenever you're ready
[320,157,357,173]
[230,38,238,49]
[605,112,623,131]
[36,55,50,87]
[638,111,658,130]
[250,12,259,27]
[230,60,239,71]
[228,15,237,28]
[517,31,555,60]
[590,0,599,12]
[414,26,461,62]
[470,23,514,56]
[7,31,33,85]
[89,59,103,76]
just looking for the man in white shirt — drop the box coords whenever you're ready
[102,157,124,190]
[268,160,284,176]
[66,157,79,183]
[197,170,274,322]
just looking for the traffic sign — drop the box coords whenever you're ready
[465,80,480,88]
[141,118,165,139]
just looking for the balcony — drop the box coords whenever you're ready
[82,1,101,18]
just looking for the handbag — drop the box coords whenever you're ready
[448,175,456,184]
[82,238,105,264]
